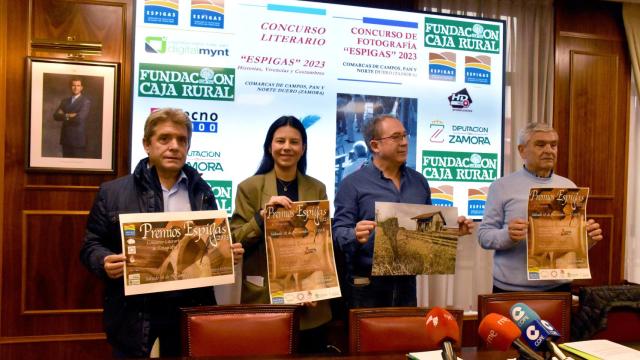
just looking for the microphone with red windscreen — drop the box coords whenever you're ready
[424,307,460,360]
[477,313,543,360]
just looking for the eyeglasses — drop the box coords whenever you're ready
[373,133,410,143]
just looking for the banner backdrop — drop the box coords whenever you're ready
[131,0,505,219]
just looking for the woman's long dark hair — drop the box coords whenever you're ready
[255,115,308,175]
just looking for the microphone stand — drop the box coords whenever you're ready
[543,340,573,360]
[511,340,544,360]
[441,341,455,360]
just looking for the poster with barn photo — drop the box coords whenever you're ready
[372,202,463,276]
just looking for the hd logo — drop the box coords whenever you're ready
[206,180,232,215]
[448,88,473,111]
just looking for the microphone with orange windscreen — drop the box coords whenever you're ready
[477,313,543,360]
[424,307,460,360]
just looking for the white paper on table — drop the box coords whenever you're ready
[559,339,640,360]
[406,350,463,360]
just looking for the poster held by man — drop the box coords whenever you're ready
[120,210,235,296]
[527,187,591,280]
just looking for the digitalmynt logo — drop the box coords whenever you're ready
[145,36,166,54]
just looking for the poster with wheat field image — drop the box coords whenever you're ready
[372,202,462,275]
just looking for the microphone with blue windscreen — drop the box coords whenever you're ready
[509,302,572,360]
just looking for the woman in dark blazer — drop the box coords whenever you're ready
[230,116,331,353]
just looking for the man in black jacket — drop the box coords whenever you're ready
[80,108,243,357]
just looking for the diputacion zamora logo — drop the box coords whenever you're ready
[429,120,446,143]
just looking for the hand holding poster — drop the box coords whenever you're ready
[527,188,591,280]
[264,200,341,304]
[120,210,235,296]
[372,202,463,276]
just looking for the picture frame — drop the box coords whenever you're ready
[26,57,119,172]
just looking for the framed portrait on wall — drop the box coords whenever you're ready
[26,57,119,172]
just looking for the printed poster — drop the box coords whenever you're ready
[120,210,234,296]
[264,200,341,304]
[527,188,591,280]
[372,202,462,276]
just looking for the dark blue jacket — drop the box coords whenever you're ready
[80,158,217,356]
[53,94,91,147]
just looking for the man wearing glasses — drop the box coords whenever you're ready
[333,114,474,308]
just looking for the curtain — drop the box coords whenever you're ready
[414,0,554,310]
[623,3,640,284]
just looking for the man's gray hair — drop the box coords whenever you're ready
[362,114,398,152]
[517,122,557,145]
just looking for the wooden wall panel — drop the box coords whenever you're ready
[21,211,100,313]
[31,0,126,61]
[567,51,619,196]
[554,0,629,286]
[1,0,133,357]
[574,215,614,287]
[1,339,111,360]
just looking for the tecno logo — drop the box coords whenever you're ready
[149,108,219,133]
[185,110,219,133]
